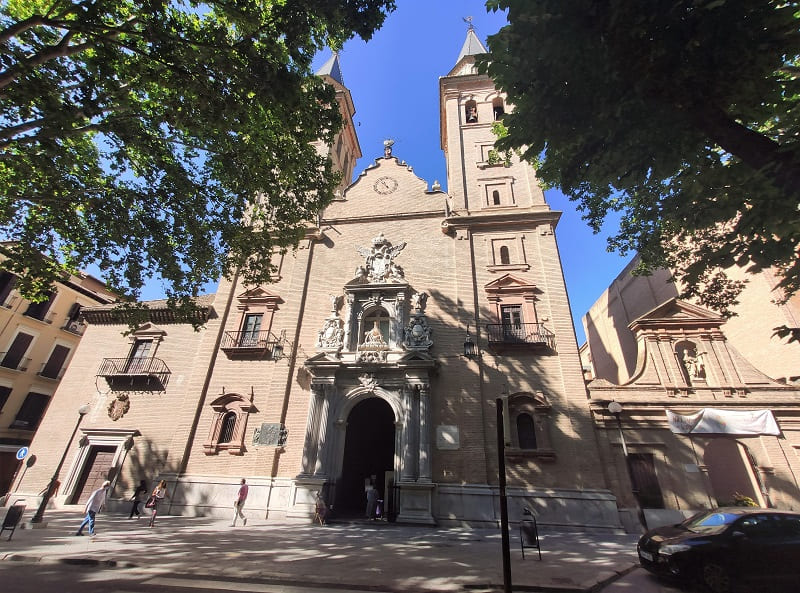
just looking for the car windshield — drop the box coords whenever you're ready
[682,511,741,533]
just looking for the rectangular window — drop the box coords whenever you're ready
[23,291,55,321]
[11,392,50,430]
[40,344,71,379]
[1,332,34,369]
[0,271,16,305]
[0,385,11,412]
[125,339,152,373]
[240,314,263,346]
[501,305,524,342]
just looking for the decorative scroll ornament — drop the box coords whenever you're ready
[108,393,130,421]
[355,233,407,283]
[358,373,378,391]
[316,294,344,351]
[404,292,433,351]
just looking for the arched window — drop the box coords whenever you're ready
[465,99,478,123]
[492,98,505,120]
[219,411,237,443]
[506,391,554,458]
[492,190,501,205]
[204,393,254,455]
[499,246,511,265]
[516,413,537,449]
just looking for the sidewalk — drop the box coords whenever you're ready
[1,509,640,592]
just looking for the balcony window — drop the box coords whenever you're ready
[240,314,262,347]
[11,392,50,430]
[0,385,11,412]
[1,331,34,370]
[0,272,16,306]
[39,344,70,379]
[24,291,55,322]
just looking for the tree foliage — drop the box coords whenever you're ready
[0,0,394,317]
[481,1,800,326]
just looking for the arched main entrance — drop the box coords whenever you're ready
[335,397,395,515]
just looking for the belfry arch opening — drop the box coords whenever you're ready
[335,397,396,515]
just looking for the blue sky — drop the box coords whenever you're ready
[137,0,631,345]
[309,1,632,344]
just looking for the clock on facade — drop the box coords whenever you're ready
[373,176,398,195]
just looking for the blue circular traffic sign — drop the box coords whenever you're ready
[15,447,28,460]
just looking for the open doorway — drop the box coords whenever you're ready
[335,397,395,517]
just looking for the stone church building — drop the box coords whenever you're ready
[10,28,799,531]
[8,29,620,530]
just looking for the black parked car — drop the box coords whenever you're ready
[637,507,800,593]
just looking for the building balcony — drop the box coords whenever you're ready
[220,330,285,359]
[97,357,171,390]
[61,320,87,335]
[0,353,31,372]
[486,322,556,352]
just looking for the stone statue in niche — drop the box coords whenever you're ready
[355,233,407,284]
[410,291,427,313]
[362,321,387,347]
[679,346,706,381]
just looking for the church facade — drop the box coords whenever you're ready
[10,30,623,530]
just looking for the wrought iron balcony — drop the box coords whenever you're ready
[486,322,556,351]
[97,357,171,390]
[220,330,285,359]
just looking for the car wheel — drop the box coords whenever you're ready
[702,561,731,593]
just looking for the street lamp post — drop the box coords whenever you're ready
[607,401,647,531]
[30,404,90,524]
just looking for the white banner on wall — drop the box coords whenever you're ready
[666,408,780,436]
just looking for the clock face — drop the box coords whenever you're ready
[373,176,398,195]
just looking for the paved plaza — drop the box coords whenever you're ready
[1,508,640,592]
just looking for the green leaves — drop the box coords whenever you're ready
[0,0,395,316]
[482,0,800,312]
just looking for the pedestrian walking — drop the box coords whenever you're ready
[365,485,379,520]
[74,480,110,536]
[314,491,328,526]
[128,479,148,519]
[147,479,169,528]
[231,478,248,527]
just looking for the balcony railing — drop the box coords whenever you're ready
[61,320,87,335]
[486,322,556,351]
[220,330,283,358]
[97,356,171,390]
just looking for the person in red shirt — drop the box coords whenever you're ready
[232,478,249,527]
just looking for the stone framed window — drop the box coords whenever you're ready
[203,392,255,455]
[506,391,554,459]
[477,176,515,209]
[487,236,529,272]
[492,97,505,120]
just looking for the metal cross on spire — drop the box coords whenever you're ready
[463,16,474,31]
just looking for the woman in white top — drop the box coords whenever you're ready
[148,479,169,528]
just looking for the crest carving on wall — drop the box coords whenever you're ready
[355,233,407,283]
[108,393,130,421]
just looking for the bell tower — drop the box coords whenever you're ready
[317,52,361,194]
[438,24,618,528]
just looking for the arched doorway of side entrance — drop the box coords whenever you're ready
[704,438,765,506]
[335,397,395,517]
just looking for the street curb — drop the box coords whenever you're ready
[2,554,137,569]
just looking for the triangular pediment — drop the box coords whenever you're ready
[629,298,724,333]
[131,322,166,337]
[236,287,283,303]
[484,274,539,293]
